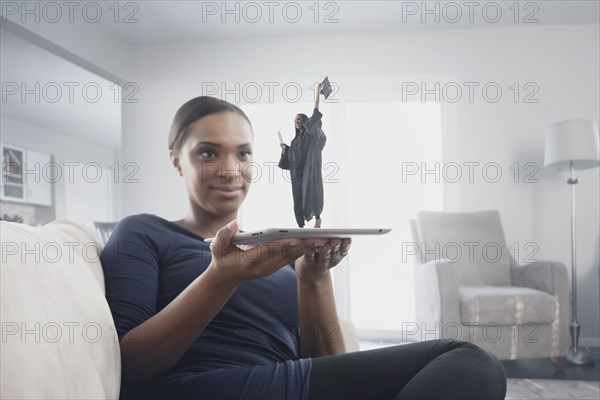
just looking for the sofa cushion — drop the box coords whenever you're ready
[459,286,557,326]
[416,210,512,286]
[0,220,120,399]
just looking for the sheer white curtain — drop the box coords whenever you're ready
[343,102,442,337]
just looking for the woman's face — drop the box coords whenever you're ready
[171,111,254,217]
[294,114,303,129]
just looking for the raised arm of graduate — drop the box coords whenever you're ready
[314,82,324,110]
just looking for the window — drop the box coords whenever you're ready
[241,100,442,340]
[343,101,442,337]
[240,102,333,229]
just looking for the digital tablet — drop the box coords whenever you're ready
[204,228,392,245]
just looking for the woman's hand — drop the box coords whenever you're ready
[207,220,316,285]
[317,82,325,93]
[295,238,352,283]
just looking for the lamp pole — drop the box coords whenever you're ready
[566,161,594,365]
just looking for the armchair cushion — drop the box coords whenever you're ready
[459,286,557,326]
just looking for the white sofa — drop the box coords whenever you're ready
[1,220,359,399]
[1,220,121,399]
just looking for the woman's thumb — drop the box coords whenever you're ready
[210,220,238,254]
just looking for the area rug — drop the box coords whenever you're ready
[506,378,600,399]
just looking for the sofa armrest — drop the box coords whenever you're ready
[415,259,461,335]
[339,319,360,352]
[511,260,568,297]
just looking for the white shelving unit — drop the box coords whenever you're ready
[1,143,53,206]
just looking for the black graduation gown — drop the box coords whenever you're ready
[281,108,327,221]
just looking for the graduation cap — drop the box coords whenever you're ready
[320,76,332,100]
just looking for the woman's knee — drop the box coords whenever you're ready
[395,340,506,400]
[425,339,505,376]
[457,340,503,364]
[448,340,507,397]
[442,340,503,368]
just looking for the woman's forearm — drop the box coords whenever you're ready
[120,266,239,382]
[297,272,346,358]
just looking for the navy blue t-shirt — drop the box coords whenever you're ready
[101,214,311,399]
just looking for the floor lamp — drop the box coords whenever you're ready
[544,119,600,365]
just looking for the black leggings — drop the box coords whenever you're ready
[309,339,507,400]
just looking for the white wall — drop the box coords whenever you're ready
[117,24,600,343]
[0,116,119,223]
[6,17,596,342]
[2,13,134,82]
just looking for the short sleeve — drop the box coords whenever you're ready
[100,216,162,342]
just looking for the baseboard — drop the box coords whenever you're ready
[580,337,600,347]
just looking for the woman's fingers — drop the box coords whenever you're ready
[210,229,308,282]
[219,237,349,281]
[208,230,352,283]
[339,238,352,257]
[244,239,308,271]
[322,238,351,266]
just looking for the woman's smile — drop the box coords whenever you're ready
[210,185,243,199]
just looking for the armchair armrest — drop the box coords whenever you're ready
[510,260,570,355]
[511,260,569,297]
[415,259,461,335]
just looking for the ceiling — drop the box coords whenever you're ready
[99,1,600,46]
[0,1,598,150]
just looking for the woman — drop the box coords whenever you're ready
[279,83,327,228]
[101,96,507,399]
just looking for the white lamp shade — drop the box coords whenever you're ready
[544,119,600,170]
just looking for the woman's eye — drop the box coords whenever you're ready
[198,150,217,158]
[239,150,252,158]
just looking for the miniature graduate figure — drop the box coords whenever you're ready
[279,80,329,228]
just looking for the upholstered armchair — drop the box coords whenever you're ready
[409,210,569,360]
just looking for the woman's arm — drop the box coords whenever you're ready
[113,221,314,382]
[296,239,352,358]
[119,266,238,382]
[298,269,346,358]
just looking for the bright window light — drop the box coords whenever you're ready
[344,101,443,335]
[240,102,333,229]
